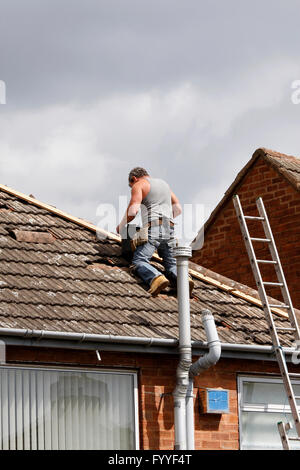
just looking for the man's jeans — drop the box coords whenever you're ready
[132,224,177,287]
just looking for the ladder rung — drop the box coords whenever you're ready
[257,259,278,264]
[276,327,296,332]
[250,237,271,242]
[268,304,290,309]
[288,373,300,378]
[263,282,284,286]
[244,216,265,220]
[294,396,300,400]
[288,437,300,441]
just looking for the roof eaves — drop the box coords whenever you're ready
[0,326,296,360]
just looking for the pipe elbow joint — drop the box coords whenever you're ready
[190,341,221,377]
[189,309,221,377]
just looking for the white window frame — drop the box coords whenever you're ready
[0,364,140,450]
[238,375,300,450]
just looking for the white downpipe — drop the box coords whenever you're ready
[187,308,221,449]
[173,246,192,451]
[185,378,195,450]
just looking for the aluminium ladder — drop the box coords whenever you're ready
[233,195,300,450]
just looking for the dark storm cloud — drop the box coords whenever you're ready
[1,0,300,108]
[0,0,300,239]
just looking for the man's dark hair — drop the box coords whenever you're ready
[128,167,149,183]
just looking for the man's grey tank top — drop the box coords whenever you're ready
[141,177,174,226]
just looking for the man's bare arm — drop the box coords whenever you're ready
[116,183,143,233]
[171,191,182,218]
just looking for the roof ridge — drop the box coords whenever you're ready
[261,148,300,189]
[261,147,300,162]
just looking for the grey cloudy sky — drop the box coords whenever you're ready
[1,0,300,241]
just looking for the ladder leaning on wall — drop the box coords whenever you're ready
[233,194,300,450]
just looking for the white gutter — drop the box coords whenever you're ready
[0,328,175,345]
[0,327,295,357]
[187,309,221,449]
[172,245,193,451]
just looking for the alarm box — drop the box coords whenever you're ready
[199,388,229,414]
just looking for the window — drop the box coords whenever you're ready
[0,366,139,450]
[238,376,300,450]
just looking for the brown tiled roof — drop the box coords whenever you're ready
[263,148,300,190]
[0,183,298,348]
[200,147,300,237]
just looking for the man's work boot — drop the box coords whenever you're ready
[148,275,170,296]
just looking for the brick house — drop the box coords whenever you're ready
[0,182,300,450]
[192,148,300,310]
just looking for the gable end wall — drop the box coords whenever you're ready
[192,157,300,308]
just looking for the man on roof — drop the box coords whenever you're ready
[116,167,194,296]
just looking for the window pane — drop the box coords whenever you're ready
[243,381,300,407]
[0,368,136,450]
[241,411,300,450]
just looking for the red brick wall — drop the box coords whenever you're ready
[192,158,300,308]
[6,345,296,450]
